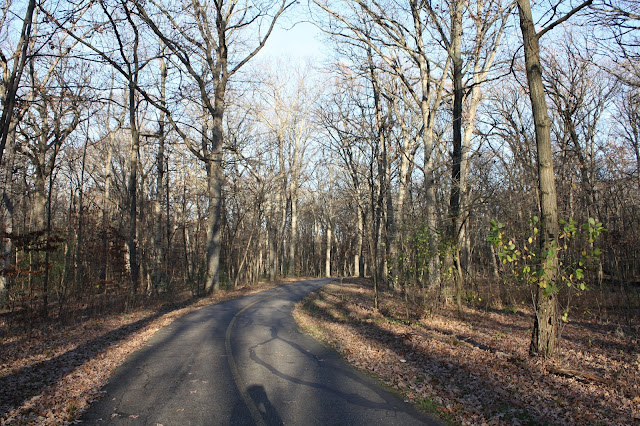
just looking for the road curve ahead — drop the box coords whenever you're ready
[82,278,441,425]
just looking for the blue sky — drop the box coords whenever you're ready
[257,19,327,61]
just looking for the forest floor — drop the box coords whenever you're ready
[0,278,303,425]
[293,278,640,425]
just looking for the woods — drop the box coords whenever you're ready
[1,0,639,364]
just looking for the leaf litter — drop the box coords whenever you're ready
[0,278,301,425]
[293,278,640,425]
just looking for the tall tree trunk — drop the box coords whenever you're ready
[100,139,114,283]
[154,51,168,290]
[289,189,298,276]
[267,195,278,281]
[42,155,57,318]
[411,3,446,292]
[74,132,88,298]
[423,127,441,290]
[126,77,141,309]
[314,211,321,276]
[367,44,388,288]
[450,0,464,314]
[203,56,227,293]
[395,110,412,286]
[0,131,16,305]
[204,150,223,293]
[385,134,395,289]
[517,0,561,357]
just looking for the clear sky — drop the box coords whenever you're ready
[256,18,328,62]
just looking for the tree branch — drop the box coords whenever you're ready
[537,0,593,39]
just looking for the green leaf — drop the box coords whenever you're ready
[575,268,584,280]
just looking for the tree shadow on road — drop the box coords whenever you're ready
[0,303,188,417]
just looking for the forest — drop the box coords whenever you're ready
[0,0,639,423]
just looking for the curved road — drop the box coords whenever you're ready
[82,278,441,425]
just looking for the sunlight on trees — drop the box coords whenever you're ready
[0,0,638,359]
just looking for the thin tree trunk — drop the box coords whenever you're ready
[517,0,561,356]
[100,140,114,283]
[289,185,298,276]
[325,223,331,277]
[314,212,321,276]
[204,150,223,293]
[449,0,464,314]
[154,49,168,289]
[0,131,16,305]
[412,3,448,292]
[355,204,363,277]
[126,75,141,309]
[234,231,254,288]
[74,132,88,297]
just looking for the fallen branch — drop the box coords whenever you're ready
[547,365,607,384]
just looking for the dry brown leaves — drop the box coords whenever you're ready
[0,278,300,425]
[293,278,640,425]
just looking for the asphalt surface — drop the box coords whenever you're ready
[81,278,441,425]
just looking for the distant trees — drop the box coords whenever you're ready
[312,0,638,356]
[0,0,638,357]
[134,0,294,294]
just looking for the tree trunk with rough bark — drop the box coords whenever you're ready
[449,0,464,314]
[126,77,141,309]
[517,0,561,357]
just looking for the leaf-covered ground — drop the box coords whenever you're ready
[0,279,300,425]
[293,278,640,425]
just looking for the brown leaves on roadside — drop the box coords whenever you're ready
[293,279,640,425]
[0,278,298,425]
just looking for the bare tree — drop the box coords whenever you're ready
[135,0,294,293]
[0,0,36,168]
[253,61,317,277]
[515,0,592,356]
[16,51,85,316]
[314,0,451,291]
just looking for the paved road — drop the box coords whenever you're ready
[82,278,441,425]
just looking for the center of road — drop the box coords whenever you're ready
[81,278,441,425]
[225,294,274,426]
